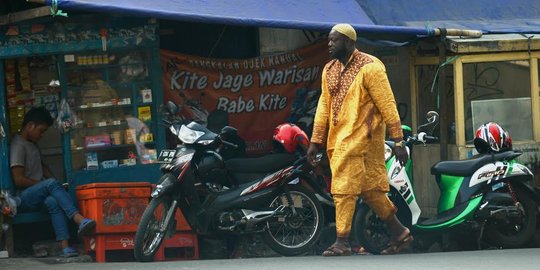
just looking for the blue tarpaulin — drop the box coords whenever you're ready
[47,0,436,38]
[47,0,540,40]
[357,0,540,34]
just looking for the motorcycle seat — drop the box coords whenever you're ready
[224,153,298,185]
[431,151,522,176]
[225,153,298,174]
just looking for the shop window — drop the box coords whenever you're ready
[64,50,158,171]
[415,64,456,143]
[463,61,532,142]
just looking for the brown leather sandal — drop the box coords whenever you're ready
[380,232,414,255]
[353,246,371,255]
[322,245,352,256]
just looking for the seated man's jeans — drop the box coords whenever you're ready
[19,179,79,241]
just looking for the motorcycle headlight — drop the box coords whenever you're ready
[178,125,205,144]
[384,144,393,162]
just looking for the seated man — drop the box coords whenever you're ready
[10,106,96,257]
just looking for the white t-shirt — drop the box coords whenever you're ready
[10,134,44,183]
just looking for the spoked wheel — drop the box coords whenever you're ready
[352,204,391,254]
[134,196,175,262]
[484,186,538,248]
[262,186,324,256]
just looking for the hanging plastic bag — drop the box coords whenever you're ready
[56,98,79,133]
[0,190,20,217]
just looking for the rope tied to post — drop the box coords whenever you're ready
[430,55,460,108]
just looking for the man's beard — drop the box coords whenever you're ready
[330,48,346,60]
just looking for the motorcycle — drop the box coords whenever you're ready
[353,111,540,254]
[133,102,325,262]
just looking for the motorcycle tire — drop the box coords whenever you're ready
[262,185,324,256]
[352,203,390,255]
[484,186,538,248]
[134,196,175,262]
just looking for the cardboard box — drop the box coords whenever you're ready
[85,135,111,148]
[100,160,118,169]
[137,106,151,121]
[86,152,98,170]
[140,88,152,103]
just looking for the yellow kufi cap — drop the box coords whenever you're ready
[331,23,357,41]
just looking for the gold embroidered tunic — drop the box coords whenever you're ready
[311,50,403,195]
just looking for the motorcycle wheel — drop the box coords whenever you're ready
[352,203,390,254]
[352,189,410,254]
[134,196,175,262]
[262,185,324,256]
[484,186,538,248]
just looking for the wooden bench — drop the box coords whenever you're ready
[1,212,50,257]
[12,211,50,225]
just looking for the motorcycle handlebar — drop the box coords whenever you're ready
[221,139,238,148]
[415,132,439,143]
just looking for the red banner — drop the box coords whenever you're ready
[162,41,328,153]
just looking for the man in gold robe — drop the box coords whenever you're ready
[307,23,412,256]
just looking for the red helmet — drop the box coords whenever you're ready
[473,122,509,153]
[272,123,309,153]
[502,130,513,151]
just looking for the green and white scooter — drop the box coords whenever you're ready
[353,111,540,254]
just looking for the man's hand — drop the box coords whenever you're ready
[307,143,320,167]
[394,145,408,166]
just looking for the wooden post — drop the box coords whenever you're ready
[409,47,418,131]
[0,6,51,26]
[438,38,448,161]
[453,59,466,159]
[531,57,540,142]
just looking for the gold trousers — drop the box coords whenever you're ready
[334,191,397,238]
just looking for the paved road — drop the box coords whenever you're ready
[1,248,539,270]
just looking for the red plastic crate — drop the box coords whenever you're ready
[174,209,192,231]
[84,233,137,262]
[76,182,152,234]
[84,232,199,262]
[149,184,192,231]
[155,232,199,261]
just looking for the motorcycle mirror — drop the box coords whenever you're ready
[417,111,439,133]
[166,101,179,114]
[426,111,439,124]
[221,126,238,136]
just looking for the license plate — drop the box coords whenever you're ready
[157,149,176,163]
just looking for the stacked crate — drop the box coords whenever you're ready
[76,182,198,262]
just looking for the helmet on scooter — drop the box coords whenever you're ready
[473,122,509,153]
[272,123,309,153]
[502,130,513,151]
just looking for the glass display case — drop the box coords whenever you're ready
[63,49,159,172]
[0,16,163,190]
